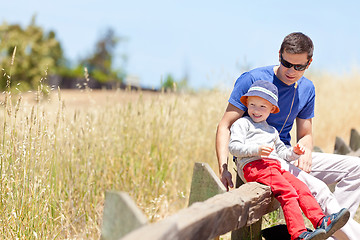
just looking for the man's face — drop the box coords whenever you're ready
[277,51,312,85]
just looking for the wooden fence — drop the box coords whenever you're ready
[100,128,360,240]
[101,162,279,240]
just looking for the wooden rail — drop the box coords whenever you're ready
[101,162,279,240]
[120,182,277,240]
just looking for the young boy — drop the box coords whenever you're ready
[228,80,350,240]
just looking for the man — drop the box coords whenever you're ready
[215,32,360,239]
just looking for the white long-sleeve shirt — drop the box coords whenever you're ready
[229,116,300,181]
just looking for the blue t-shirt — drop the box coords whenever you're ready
[229,65,315,146]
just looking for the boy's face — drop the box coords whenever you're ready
[246,96,276,123]
[277,51,312,85]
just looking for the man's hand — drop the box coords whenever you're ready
[258,146,274,157]
[216,104,244,192]
[220,165,234,191]
[295,117,313,173]
[294,148,312,173]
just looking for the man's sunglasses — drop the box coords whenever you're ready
[280,55,310,71]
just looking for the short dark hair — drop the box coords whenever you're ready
[280,32,314,60]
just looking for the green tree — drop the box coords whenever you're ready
[161,74,176,90]
[161,73,189,92]
[0,16,65,91]
[79,28,125,84]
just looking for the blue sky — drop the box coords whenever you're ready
[3,1,360,89]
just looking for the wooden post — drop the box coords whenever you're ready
[188,162,226,206]
[350,128,360,152]
[101,191,148,240]
[188,162,227,240]
[334,136,351,155]
[231,173,262,240]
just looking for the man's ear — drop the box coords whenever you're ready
[278,51,281,61]
[306,58,313,69]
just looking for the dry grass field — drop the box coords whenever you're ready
[1,72,360,239]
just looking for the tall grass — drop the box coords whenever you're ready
[0,88,228,239]
[0,71,360,239]
[312,72,360,153]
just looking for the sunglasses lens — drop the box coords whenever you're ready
[281,55,308,71]
[294,65,307,71]
[281,58,292,68]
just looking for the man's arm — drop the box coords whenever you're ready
[295,117,313,173]
[216,103,244,190]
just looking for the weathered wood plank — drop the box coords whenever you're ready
[120,182,279,240]
[231,173,263,240]
[231,221,262,240]
[188,162,227,240]
[350,128,360,151]
[188,162,226,206]
[333,131,360,156]
[101,191,148,240]
[334,136,351,155]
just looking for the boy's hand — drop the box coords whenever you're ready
[293,143,305,155]
[258,146,274,157]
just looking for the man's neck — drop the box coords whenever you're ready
[273,66,282,83]
[273,65,295,86]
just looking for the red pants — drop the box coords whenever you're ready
[243,159,325,240]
